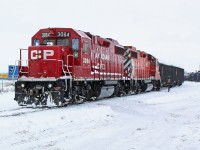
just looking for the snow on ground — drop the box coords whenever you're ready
[0,81,200,150]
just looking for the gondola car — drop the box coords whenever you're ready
[159,63,184,87]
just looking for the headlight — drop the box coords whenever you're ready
[48,84,52,88]
[21,84,25,88]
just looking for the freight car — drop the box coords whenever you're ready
[159,63,184,87]
[14,27,184,106]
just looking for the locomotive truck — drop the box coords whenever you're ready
[14,28,183,106]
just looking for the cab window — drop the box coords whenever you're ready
[72,38,79,50]
[43,39,55,45]
[83,41,89,54]
[34,39,40,46]
[57,38,69,46]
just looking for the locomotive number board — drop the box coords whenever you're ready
[41,32,70,38]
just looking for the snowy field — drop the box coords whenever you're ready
[0,81,200,150]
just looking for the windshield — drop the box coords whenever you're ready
[43,39,55,45]
[43,38,69,46]
[57,39,69,46]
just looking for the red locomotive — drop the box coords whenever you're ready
[14,27,181,106]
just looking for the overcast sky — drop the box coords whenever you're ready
[0,0,200,72]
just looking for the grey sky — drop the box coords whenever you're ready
[0,0,200,72]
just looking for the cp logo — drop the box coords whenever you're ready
[31,50,54,60]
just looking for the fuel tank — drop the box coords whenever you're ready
[97,86,115,99]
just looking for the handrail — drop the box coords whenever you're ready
[20,48,28,67]
[66,54,74,77]
[57,59,67,76]
[16,60,29,74]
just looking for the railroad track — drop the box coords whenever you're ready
[0,106,58,118]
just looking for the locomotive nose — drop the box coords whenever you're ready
[29,46,63,78]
